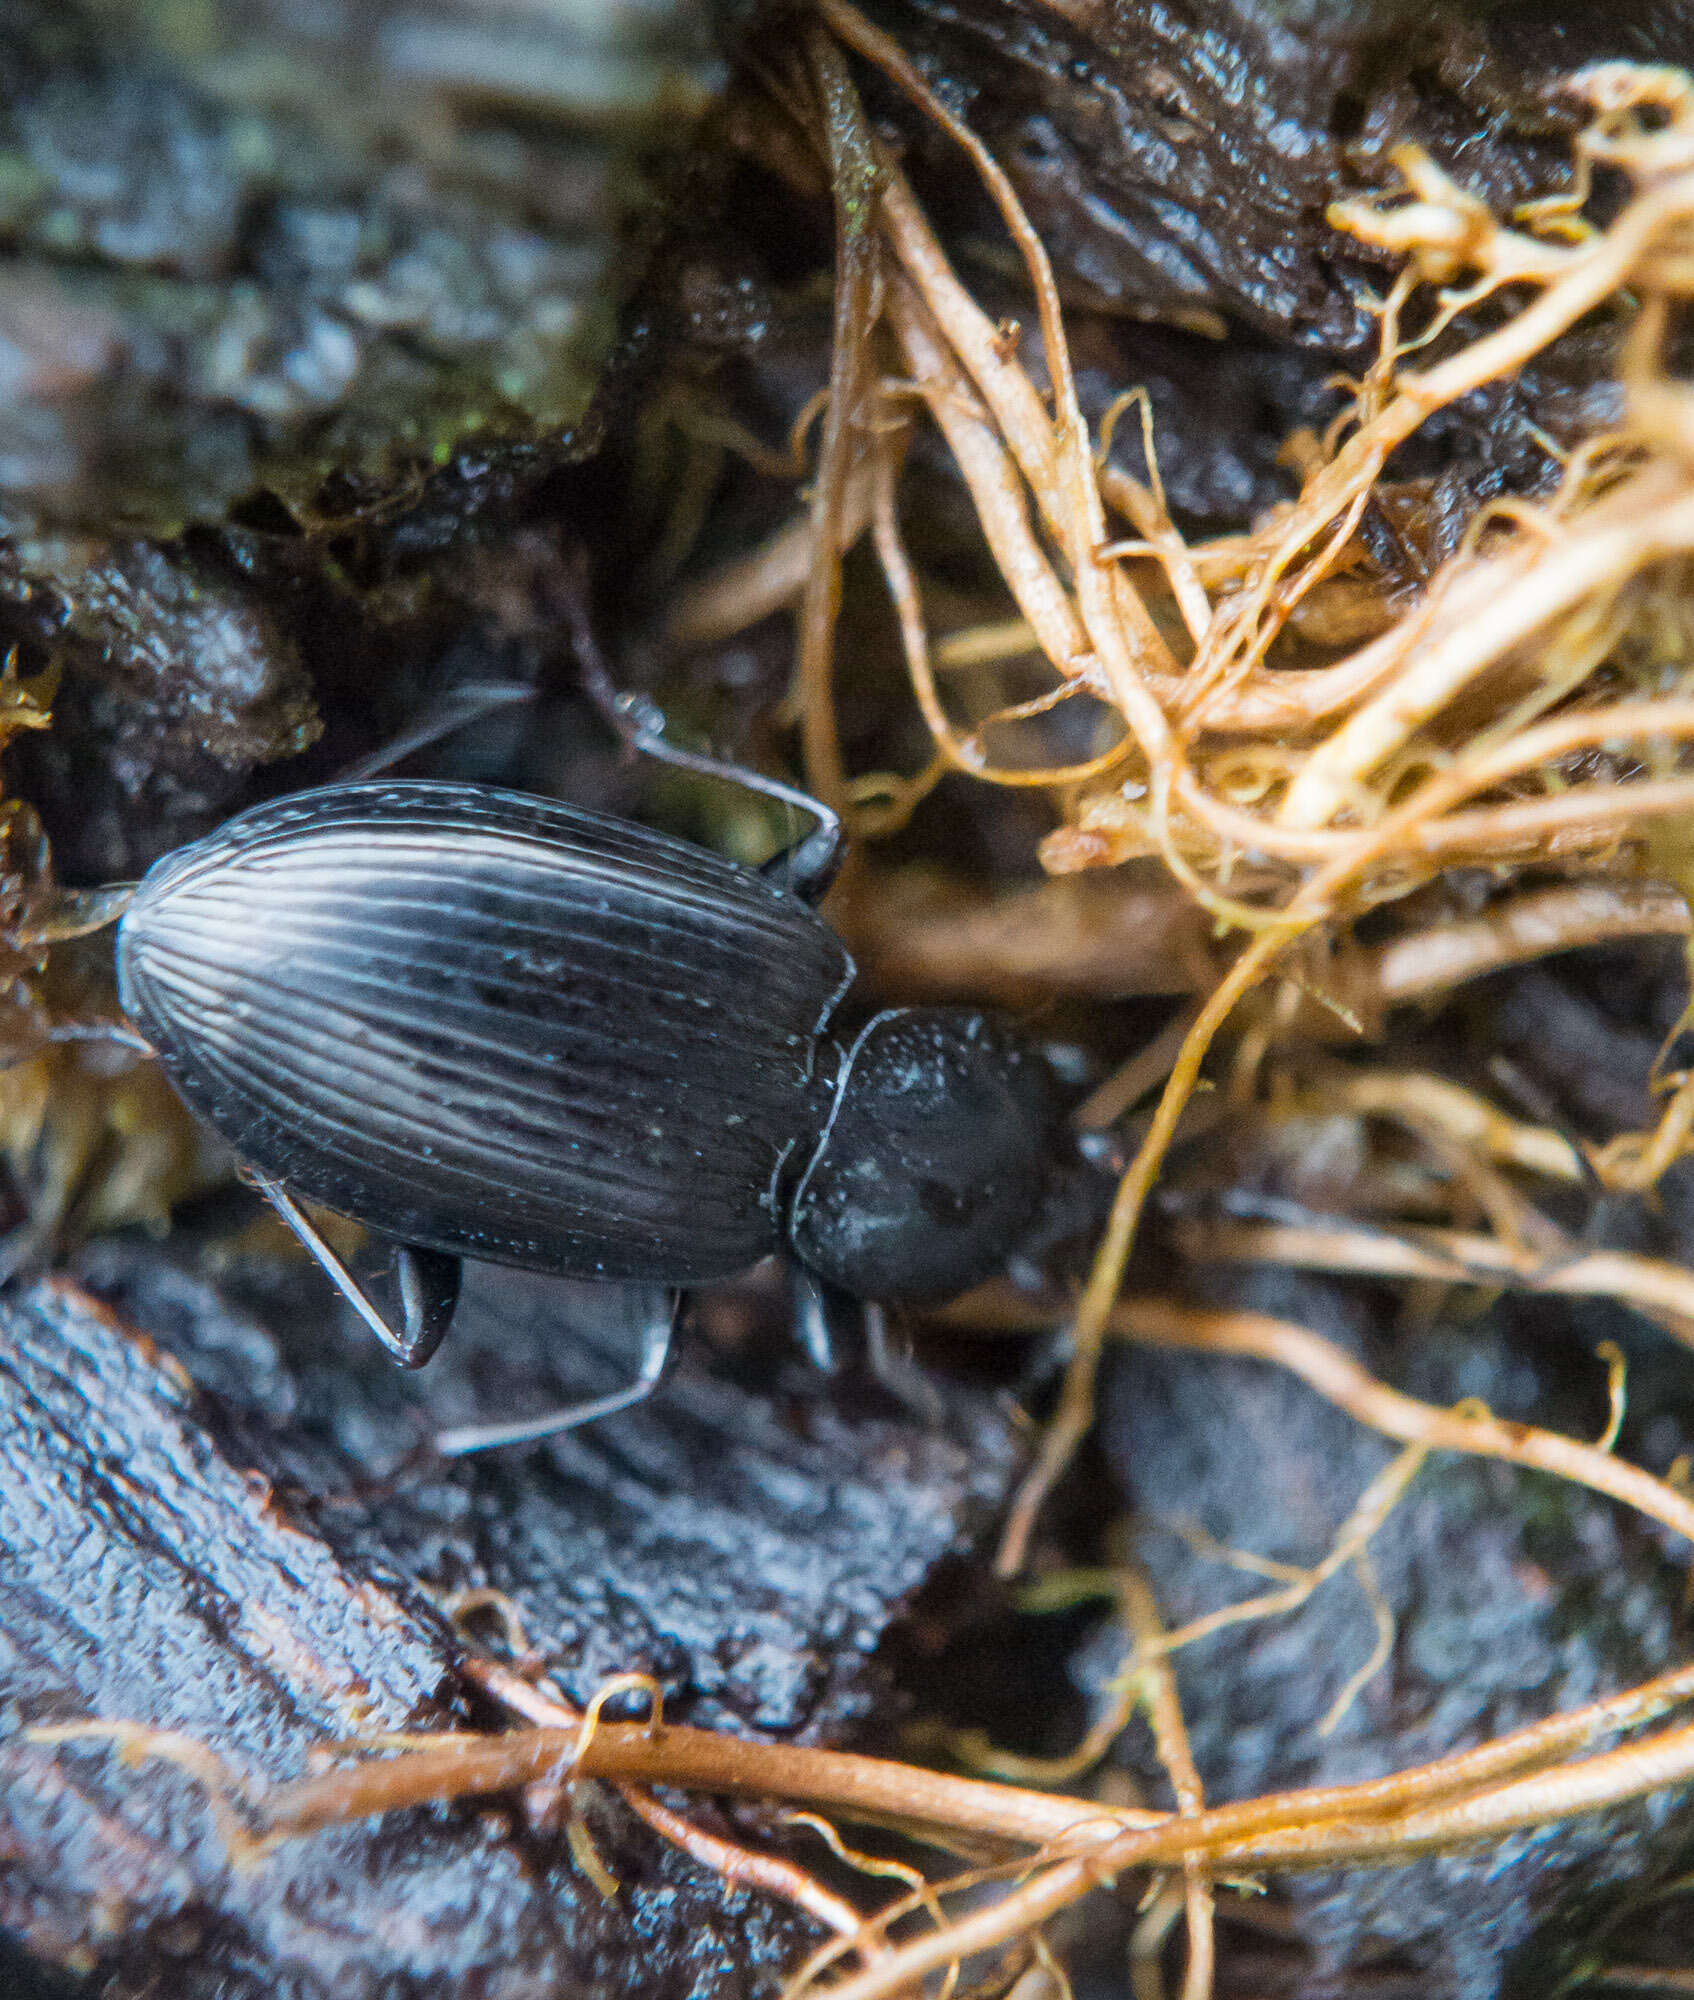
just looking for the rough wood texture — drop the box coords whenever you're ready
[0,1253,1019,1994]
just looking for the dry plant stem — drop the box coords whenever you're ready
[876,171,1067,551]
[250,1648,1694,1874]
[997,925,1285,1574]
[795,27,879,815]
[1309,1068,1582,1181]
[1108,1297,1694,1551]
[1065,772,1694,877]
[1355,880,1690,1009]
[825,0,1122,661]
[870,440,980,780]
[50,1657,1694,2000]
[1073,1006,1201,1131]
[827,0,1181,754]
[1007,691,1694,1570]
[884,279,1095,691]
[951,1280,1694,1561]
[1411,776,1694,858]
[868,432,1134,788]
[260,1721,1161,1847]
[663,462,877,654]
[879,149,1486,758]
[1119,1566,1214,2000]
[1126,1443,1430,1665]
[879,275,1345,742]
[818,0,1071,463]
[807,1712,1694,2000]
[1129,1882,1188,2000]
[1222,1716,1694,1867]
[1100,699,1694,925]
[1319,1551,1397,1738]
[1189,1219,1694,1345]
[1280,467,1694,828]
[1178,591,1442,736]
[1597,1071,1694,1192]
[1095,458,1213,650]
[462,1660,872,1950]
[1218,165,1691,719]
[626,1781,877,1948]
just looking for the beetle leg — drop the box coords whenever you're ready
[785,1268,943,1422]
[247,1169,455,1369]
[604,689,841,902]
[433,1288,683,1457]
[565,571,843,903]
[395,1245,463,1367]
[787,1263,845,1372]
[863,1303,945,1426]
[755,812,842,907]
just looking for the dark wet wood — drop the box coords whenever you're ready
[0,1253,1020,1995]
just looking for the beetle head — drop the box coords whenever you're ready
[787,1008,1066,1303]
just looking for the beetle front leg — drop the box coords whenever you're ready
[433,1288,683,1457]
[247,1169,458,1369]
[786,1267,943,1423]
[787,1262,848,1373]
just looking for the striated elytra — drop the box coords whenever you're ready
[114,775,1078,1449]
[119,783,855,1284]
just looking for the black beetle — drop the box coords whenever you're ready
[108,690,1087,1451]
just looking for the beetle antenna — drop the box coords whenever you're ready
[333,680,537,783]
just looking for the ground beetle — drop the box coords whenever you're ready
[108,670,1089,1452]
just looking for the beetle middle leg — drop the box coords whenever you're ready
[433,1288,683,1457]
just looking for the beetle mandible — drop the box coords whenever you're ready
[108,677,1087,1452]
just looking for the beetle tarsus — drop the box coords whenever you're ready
[433,1289,683,1456]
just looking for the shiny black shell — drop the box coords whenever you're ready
[788,1009,1064,1302]
[116,781,853,1281]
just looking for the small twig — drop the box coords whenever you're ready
[1349,881,1691,1013]
[663,462,879,655]
[258,1718,1159,1849]
[462,1660,875,1952]
[1182,1218,1694,1349]
[796,28,882,816]
[1119,1566,1215,2000]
